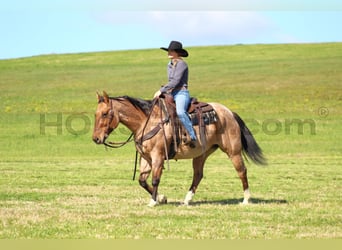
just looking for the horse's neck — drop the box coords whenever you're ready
[112,99,147,134]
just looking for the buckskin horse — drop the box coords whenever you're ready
[92,91,266,207]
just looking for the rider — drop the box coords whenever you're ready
[154,41,197,147]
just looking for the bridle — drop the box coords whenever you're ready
[102,98,135,149]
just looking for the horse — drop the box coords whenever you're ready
[92,91,266,207]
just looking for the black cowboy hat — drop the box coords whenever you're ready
[160,41,189,57]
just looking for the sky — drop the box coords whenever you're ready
[1,0,341,59]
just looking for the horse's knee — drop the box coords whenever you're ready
[152,178,160,187]
[139,179,148,188]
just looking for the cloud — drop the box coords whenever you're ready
[93,11,274,45]
[150,12,272,43]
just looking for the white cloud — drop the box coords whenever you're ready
[150,12,272,42]
[94,11,274,45]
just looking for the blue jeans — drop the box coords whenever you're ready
[172,90,197,140]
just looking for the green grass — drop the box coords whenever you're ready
[0,43,341,239]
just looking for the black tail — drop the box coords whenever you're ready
[233,112,267,165]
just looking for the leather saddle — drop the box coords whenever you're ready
[187,97,214,114]
[161,94,217,158]
[163,94,213,114]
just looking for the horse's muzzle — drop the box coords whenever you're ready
[93,137,103,144]
[92,133,108,144]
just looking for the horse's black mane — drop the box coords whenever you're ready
[111,96,154,115]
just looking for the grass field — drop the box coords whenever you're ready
[0,43,341,239]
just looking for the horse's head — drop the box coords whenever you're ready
[92,91,119,144]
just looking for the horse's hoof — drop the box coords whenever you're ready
[147,199,158,207]
[242,189,251,205]
[182,201,190,206]
[241,198,250,205]
[158,194,167,204]
[183,191,194,206]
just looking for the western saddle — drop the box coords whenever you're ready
[161,94,217,158]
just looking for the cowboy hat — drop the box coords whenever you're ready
[160,41,189,57]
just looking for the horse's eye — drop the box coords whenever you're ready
[102,112,108,118]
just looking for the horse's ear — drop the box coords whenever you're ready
[103,91,109,103]
[96,91,101,102]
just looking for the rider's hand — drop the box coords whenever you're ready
[153,90,161,98]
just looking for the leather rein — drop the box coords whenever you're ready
[104,133,134,149]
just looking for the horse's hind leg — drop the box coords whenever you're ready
[184,148,217,205]
[231,153,251,204]
[183,156,206,205]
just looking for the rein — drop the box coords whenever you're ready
[103,132,139,181]
[103,133,134,148]
[136,97,171,172]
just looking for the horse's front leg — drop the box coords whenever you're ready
[138,157,153,195]
[139,156,166,207]
[148,157,165,207]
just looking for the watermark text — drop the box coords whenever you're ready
[40,113,317,136]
